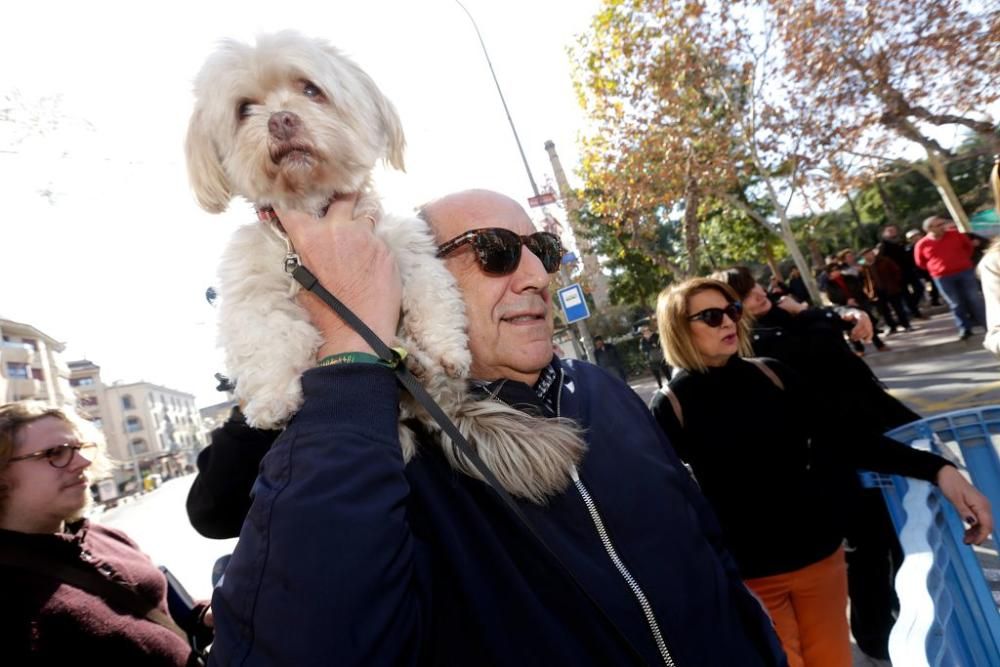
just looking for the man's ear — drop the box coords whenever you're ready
[185,107,231,213]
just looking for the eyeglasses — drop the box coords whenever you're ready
[436,228,563,275]
[688,302,743,327]
[8,442,98,469]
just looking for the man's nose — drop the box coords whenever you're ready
[512,246,552,289]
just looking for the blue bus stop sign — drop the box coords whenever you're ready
[557,283,591,324]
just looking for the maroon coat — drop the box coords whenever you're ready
[0,519,206,665]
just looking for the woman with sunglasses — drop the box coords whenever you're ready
[0,402,213,665]
[649,279,992,667]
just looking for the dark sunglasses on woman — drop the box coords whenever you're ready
[688,302,743,327]
[436,228,563,275]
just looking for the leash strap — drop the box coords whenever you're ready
[290,263,647,665]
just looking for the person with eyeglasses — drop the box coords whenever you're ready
[0,401,214,665]
[649,278,992,667]
[207,190,789,666]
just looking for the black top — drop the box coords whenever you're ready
[750,306,918,432]
[186,406,280,539]
[650,356,949,579]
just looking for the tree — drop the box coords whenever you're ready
[769,0,1000,231]
[573,0,826,302]
[574,188,677,306]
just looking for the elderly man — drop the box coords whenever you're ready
[208,190,786,666]
[914,216,987,341]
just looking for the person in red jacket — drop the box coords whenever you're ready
[913,216,987,341]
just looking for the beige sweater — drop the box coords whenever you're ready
[979,249,1000,358]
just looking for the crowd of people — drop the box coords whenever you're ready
[2,189,996,666]
[811,219,990,352]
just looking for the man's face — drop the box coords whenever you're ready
[882,225,899,241]
[428,190,555,385]
[927,218,947,239]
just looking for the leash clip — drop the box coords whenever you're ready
[284,252,301,273]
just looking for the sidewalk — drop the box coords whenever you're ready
[863,306,984,368]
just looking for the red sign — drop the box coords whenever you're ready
[527,192,557,208]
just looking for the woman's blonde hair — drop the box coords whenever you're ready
[656,278,753,373]
[0,402,112,517]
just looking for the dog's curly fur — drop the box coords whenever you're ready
[185,32,584,502]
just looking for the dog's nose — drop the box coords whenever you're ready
[268,111,301,140]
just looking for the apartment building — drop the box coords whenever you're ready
[101,382,208,477]
[0,317,75,407]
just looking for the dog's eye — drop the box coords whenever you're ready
[237,101,254,120]
[302,81,323,99]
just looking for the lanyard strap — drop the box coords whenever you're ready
[290,262,647,665]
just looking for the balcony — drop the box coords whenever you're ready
[1,344,34,366]
[4,378,44,401]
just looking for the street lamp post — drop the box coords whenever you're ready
[455,0,594,361]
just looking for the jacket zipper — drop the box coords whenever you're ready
[570,466,677,667]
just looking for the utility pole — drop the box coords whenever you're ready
[456,1,593,360]
[544,140,609,310]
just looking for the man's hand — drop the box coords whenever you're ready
[936,466,994,545]
[276,194,401,361]
[841,308,873,342]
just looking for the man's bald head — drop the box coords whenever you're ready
[419,190,528,243]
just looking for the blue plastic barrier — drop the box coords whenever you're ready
[861,407,1000,666]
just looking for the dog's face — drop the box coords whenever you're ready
[185,31,405,213]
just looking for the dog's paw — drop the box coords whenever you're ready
[439,349,471,379]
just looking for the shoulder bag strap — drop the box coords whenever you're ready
[659,387,684,428]
[745,357,784,391]
[0,546,188,642]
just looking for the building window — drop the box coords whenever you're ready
[5,363,29,379]
[31,367,44,381]
[22,339,38,350]
[125,416,143,433]
[70,376,95,387]
[121,395,135,410]
[79,396,98,407]
[130,438,148,455]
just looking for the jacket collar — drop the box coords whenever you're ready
[469,356,564,418]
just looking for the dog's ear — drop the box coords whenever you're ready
[185,107,232,213]
[376,95,406,173]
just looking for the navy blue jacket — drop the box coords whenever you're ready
[209,360,786,666]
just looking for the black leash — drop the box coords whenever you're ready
[290,262,648,665]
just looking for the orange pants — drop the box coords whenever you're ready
[744,547,851,667]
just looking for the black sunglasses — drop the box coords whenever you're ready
[8,442,98,469]
[688,302,743,327]
[436,228,563,275]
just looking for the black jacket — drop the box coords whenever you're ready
[186,407,280,539]
[650,356,949,579]
[750,306,918,432]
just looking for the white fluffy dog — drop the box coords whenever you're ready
[185,32,583,502]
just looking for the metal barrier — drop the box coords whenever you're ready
[861,407,1000,666]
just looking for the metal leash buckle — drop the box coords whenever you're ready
[284,252,301,273]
